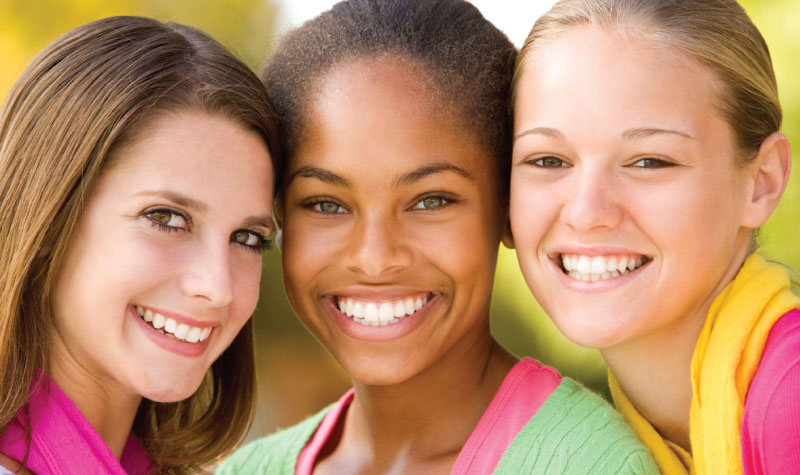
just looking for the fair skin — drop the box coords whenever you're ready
[281,57,516,474]
[507,26,790,449]
[50,110,274,458]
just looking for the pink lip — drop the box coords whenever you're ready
[130,305,213,358]
[324,293,439,342]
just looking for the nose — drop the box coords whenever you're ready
[179,239,234,307]
[340,211,412,278]
[560,165,623,233]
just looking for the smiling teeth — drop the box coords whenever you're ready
[336,294,429,326]
[561,254,649,282]
[135,305,212,342]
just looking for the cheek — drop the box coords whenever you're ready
[230,256,263,322]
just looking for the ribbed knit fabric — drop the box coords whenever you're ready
[493,378,658,474]
[217,378,658,474]
[741,309,800,475]
[217,408,329,475]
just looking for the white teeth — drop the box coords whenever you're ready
[378,302,394,322]
[336,294,430,327]
[561,253,649,282]
[185,327,201,343]
[577,256,591,274]
[152,313,165,329]
[405,299,415,315]
[364,303,379,322]
[174,323,189,340]
[135,306,212,343]
[617,257,628,273]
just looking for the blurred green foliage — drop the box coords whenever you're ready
[1,0,797,438]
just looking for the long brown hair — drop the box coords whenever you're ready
[0,16,280,473]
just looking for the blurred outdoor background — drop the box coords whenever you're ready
[2,0,797,442]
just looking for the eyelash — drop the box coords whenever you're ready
[527,156,570,168]
[143,208,271,254]
[303,198,349,215]
[411,192,457,211]
[629,157,676,168]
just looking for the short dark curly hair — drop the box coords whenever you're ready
[264,0,517,195]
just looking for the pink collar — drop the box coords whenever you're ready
[0,372,153,475]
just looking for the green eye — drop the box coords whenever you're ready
[313,201,345,214]
[413,196,447,210]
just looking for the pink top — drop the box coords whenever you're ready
[0,373,152,475]
[296,357,562,475]
[741,309,800,475]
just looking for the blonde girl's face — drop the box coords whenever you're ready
[50,111,273,402]
[508,26,758,349]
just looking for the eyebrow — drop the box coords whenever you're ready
[393,162,474,186]
[514,127,564,141]
[133,190,208,213]
[288,166,351,187]
[620,127,695,140]
[288,161,474,188]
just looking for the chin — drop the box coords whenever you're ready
[138,371,207,403]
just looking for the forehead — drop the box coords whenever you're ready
[515,26,726,139]
[290,57,492,182]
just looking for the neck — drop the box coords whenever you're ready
[339,330,516,472]
[602,244,751,451]
[48,341,141,460]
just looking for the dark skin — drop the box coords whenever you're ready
[280,57,517,474]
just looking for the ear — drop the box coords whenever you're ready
[741,132,791,228]
[501,218,515,249]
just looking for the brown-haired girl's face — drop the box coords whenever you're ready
[50,111,273,402]
[281,58,504,385]
[508,26,760,349]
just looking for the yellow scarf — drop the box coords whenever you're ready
[609,254,800,475]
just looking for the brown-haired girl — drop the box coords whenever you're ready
[221,1,657,473]
[507,0,799,473]
[0,16,279,474]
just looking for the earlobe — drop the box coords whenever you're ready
[742,132,791,228]
[501,219,516,249]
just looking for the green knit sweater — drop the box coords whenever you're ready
[218,378,658,474]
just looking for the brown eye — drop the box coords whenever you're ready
[145,208,188,230]
[232,230,269,253]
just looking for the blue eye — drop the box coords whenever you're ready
[232,230,271,253]
[145,208,189,232]
[531,156,569,168]
[631,157,675,168]
[412,195,448,210]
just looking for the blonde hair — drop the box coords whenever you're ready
[513,0,781,160]
[0,16,280,473]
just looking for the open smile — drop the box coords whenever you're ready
[135,305,214,343]
[334,292,433,327]
[558,253,651,282]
